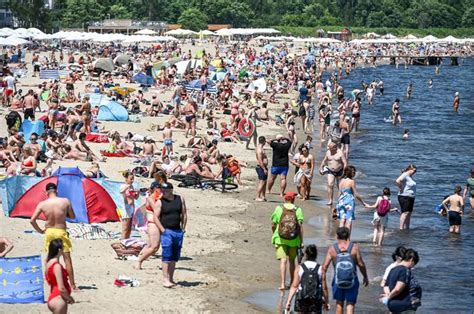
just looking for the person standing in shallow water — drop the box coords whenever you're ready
[442,185,464,234]
[463,168,474,211]
[395,164,417,230]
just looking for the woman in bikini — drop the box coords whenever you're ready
[183,101,197,139]
[135,180,163,270]
[20,147,38,176]
[294,145,315,201]
[45,239,74,313]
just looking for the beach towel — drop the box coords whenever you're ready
[100,150,131,158]
[67,224,117,240]
[0,255,44,304]
[85,133,109,143]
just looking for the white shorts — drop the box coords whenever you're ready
[372,212,388,228]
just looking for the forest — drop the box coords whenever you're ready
[9,0,474,33]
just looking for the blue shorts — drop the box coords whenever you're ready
[332,276,359,304]
[161,229,184,263]
[271,166,289,176]
[256,166,268,180]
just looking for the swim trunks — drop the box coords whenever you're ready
[448,211,461,226]
[271,166,289,176]
[332,276,359,304]
[45,228,72,253]
[161,229,184,262]
[164,138,173,146]
[352,112,360,119]
[256,165,268,180]
[275,244,297,260]
[24,108,35,120]
[341,134,350,145]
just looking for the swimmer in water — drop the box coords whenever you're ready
[403,129,410,140]
[406,84,413,99]
[435,66,440,75]
[428,78,433,88]
[452,92,460,113]
[442,185,464,234]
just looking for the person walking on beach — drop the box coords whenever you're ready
[154,183,187,288]
[350,98,361,132]
[442,185,464,234]
[382,249,421,313]
[136,181,162,270]
[320,142,347,206]
[45,239,75,313]
[267,135,292,197]
[285,244,329,313]
[30,183,77,290]
[294,145,315,201]
[255,136,268,201]
[365,187,394,246]
[335,166,368,234]
[463,168,474,210]
[395,164,417,230]
[452,92,460,113]
[321,227,369,314]
[271,192,304,290]
[120,171,139,239]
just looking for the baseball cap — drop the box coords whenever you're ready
[150,181,161,190]
[284,191,298,201]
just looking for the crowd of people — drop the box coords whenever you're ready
[0,34,472,313]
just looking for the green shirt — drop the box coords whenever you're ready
[467,178,474,197]
[271,203,304,247]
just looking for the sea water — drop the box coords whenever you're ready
[246,59,474,312]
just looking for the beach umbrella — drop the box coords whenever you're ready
[5,36,29,45]
[175,60,191,75]
[114,54,131,66]
[382,33,397,39]
[215,28,233,37]
[438,35,460,43]
[200,30,215,36]
[93,58,114,72]
[135,28,157,35]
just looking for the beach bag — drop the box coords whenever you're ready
[407,268,422,310]
[377,198,391,217]
[5,110,21,130]
[278,204,300,240]
[334,242,356,289]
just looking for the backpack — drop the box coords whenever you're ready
[298,264,322,302]
[334,242,356,289]
[278,204,300,240]
[5,111,21,130]
[406,268,422,310]
[377,198,391,217]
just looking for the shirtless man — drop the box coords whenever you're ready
[185,156,214,179]
[255,136,268,201]
[72,132,103,162]
[258,102,271,121]
[162,122,173,156]
[30,183,77,289]
[0,237,14,257]
[142,138,158,157]
[320,142,347,205]
[452,92,460,113]
[442,185,464,234]
[65,109,82,141]
[350,98,361,132]
[340,116,351,161]
[21,89,36,121]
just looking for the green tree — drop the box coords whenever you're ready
[110,4,133,19]
[461,7,474,27]
[177,8,208,31]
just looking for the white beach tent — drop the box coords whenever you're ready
[200,30,215,36]
[437,35,461,43]
[0,27,14,36]
[382,33,397,39]
[5,35,29,45]
[215,28,233,37]
[165,29,197,36]
[135,29,157,35]
[422,35,438,42]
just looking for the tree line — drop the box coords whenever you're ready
[9,0,474,32]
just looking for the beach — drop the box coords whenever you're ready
[1,38,473,313]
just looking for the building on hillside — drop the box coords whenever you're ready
[87,19,167,34]
[167,24,232,31]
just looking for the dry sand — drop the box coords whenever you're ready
[0,43,324,313]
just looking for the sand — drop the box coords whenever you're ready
[0,42,324,313]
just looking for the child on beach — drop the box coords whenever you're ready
[162,122,173,156]
[365,187,397,246]
[120,171,139,239]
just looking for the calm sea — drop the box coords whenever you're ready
[246,58,474,312]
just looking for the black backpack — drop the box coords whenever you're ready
[5,111,21,130]
[297,263,322,302]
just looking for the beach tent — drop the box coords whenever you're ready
[7,167,120,223]
[135,28,157,35]
[183,79,217,94]
[422,35,438,42]
[248,78,267,93]
[438,36,460,43]
[382,33,397,39]
[114,54,131,66]
[19,120,45,142]
[97,100,129,121]
[93,58,114,73]
[132,72,155,86]
[165,29,197,36]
